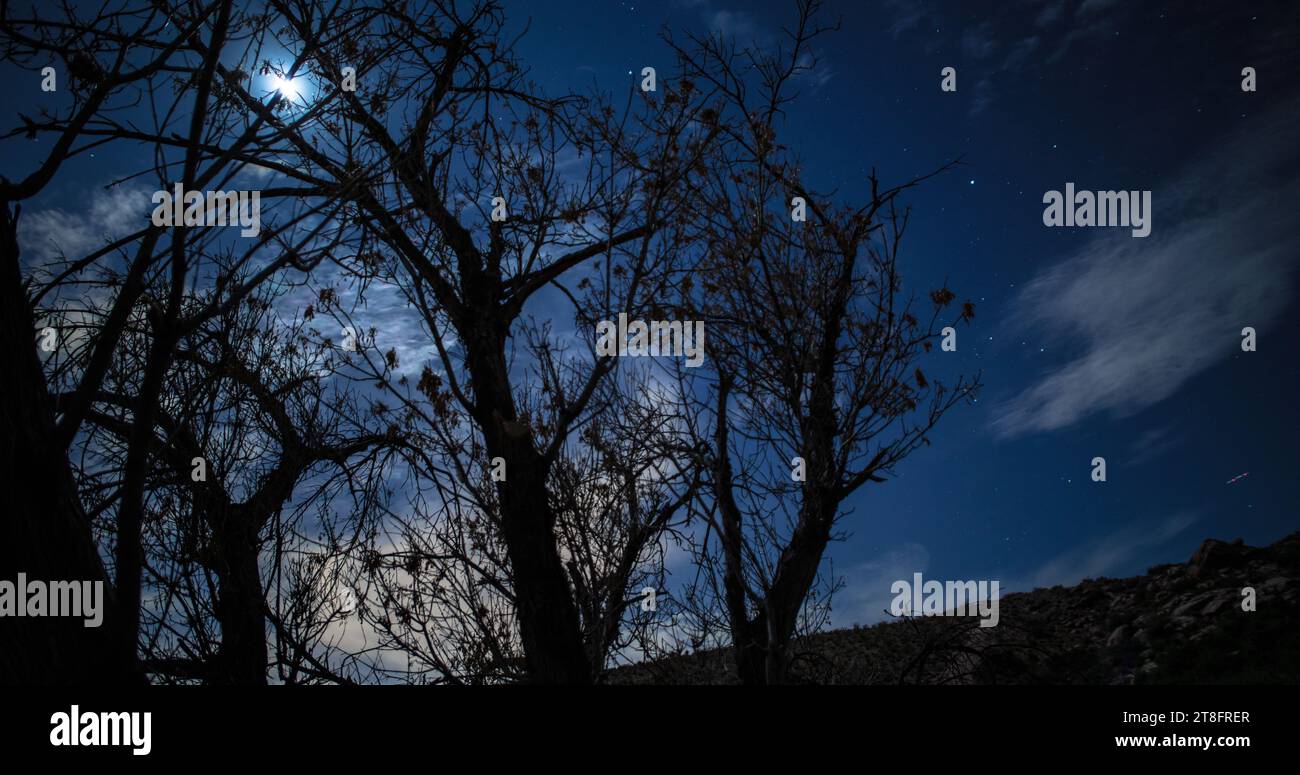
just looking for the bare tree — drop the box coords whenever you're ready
[67,276,396,684]
[351,354,700,683]
[190,0,721,682]
[0,0,238,683]
[3,0,372,679]
[667,0,981,684]
[4,0,978,688]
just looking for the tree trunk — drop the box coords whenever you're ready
[732,618,769,685]
[497,464,592,684]
[760,495,837,685]
[210,508,267,685]
[462,321,590,684]
[0,205,135,684]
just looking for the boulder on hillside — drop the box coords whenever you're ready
[1188,537,1248,577]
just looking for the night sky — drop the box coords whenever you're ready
[4,0,1298,629]
[503,0,1300,625]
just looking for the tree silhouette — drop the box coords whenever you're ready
[665,0,980,684]
[1,0,976,686]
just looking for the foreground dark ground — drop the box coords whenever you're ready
[610,532,1300,685]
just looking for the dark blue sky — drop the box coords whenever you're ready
[499,0,1300,623]
[3,0,1297,629]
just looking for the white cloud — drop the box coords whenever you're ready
[19,185,148,263]
[793,51,834,91]
[994,101,1300,437]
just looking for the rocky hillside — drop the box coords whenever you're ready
[610,532,1300,684]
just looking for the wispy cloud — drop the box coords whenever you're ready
[993,100,1300,438]
[793,50,834,91]
[1014,511,1198,590]
[832,542,930,627]
[969,78,995,116]
[696,6,832,89]
[1044,16,1114,65]
[1128,424,1179,467]
[881,0,1128,112]
[962,22,998,60]
[1077,0,1122,17]
[883,0,941,38]
[1035,0,1065,28]
[19,185,148,263]
[708,9,765,48]
[1001,36,1041,71]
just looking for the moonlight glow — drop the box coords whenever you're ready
[270,75,301,100]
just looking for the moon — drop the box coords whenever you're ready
[270,75,300,100]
